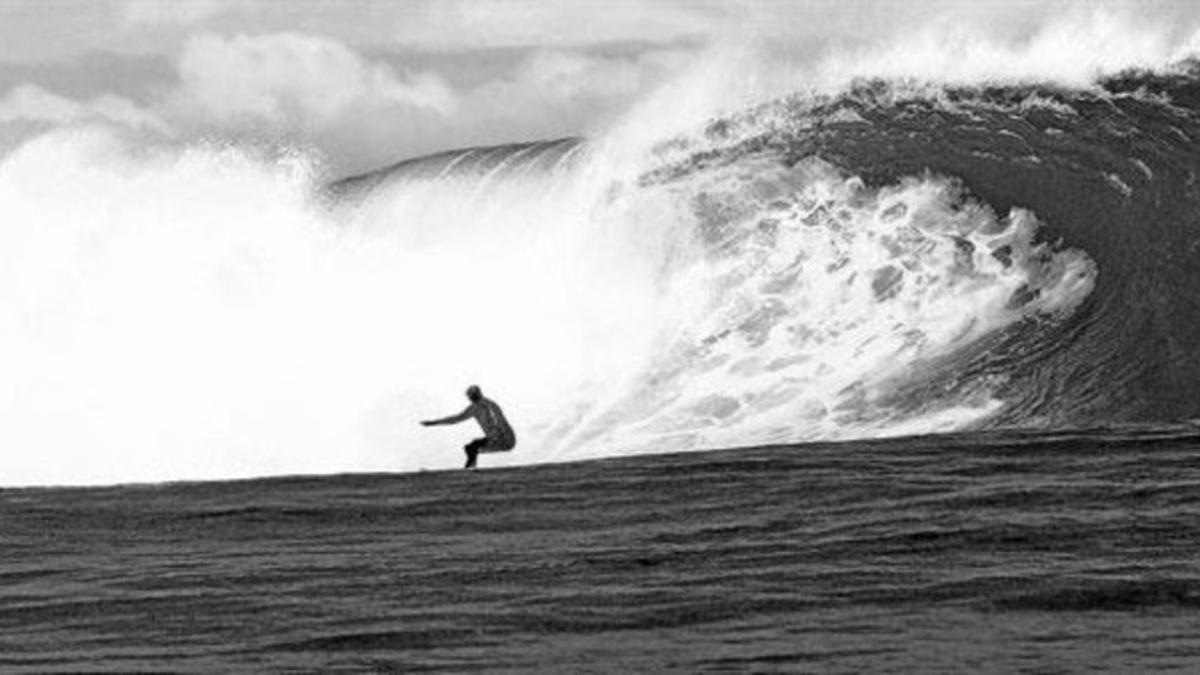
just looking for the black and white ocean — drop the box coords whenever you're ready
[5,45,1200,673]
[5,427,1200,672]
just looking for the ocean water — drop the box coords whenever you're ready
[4,426,1200,672]
[5,24,1200,673]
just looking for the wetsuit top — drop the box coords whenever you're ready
[473,397,515,448]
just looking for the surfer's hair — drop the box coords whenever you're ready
[466,385,482,402]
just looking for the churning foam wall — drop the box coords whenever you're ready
[4,5,1195,485]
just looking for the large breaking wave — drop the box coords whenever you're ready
[333,67,1200,461]
[5,60,1200,485]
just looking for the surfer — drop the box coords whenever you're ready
[421,385,516,469]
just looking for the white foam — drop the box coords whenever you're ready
[0,114,1102,486]
[0,128,663,485]
[10,4,1170,484]
[535,156,1096,460]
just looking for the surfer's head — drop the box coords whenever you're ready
[466,385,482,402]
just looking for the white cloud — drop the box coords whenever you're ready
[150,32,700,171]
[508,50,663,102]
[122,0,231,26]
[167,32,456,130]
[391,0,731,50]
[438,46,694,151]
[0,83,172,134]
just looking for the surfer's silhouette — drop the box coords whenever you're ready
[421,385,516,469]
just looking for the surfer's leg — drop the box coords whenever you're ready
[464,438,485,469]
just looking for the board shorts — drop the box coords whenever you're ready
[465,435,515,454]
[463,434,515,468]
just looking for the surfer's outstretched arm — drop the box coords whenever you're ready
[421,405,475,426]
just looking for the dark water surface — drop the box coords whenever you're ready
[5,427,1200,673]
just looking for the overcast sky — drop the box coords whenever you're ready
[3,0,1200,175]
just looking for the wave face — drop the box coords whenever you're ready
[332,68,1200,461]
[5,67,1200,485]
